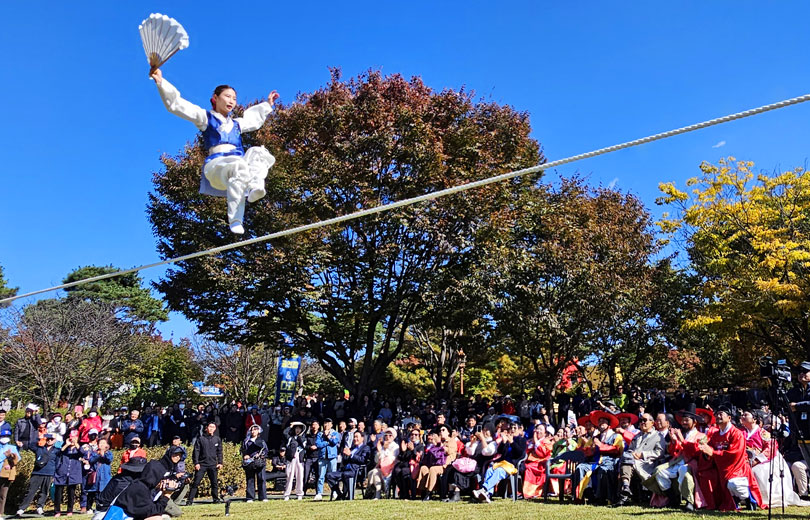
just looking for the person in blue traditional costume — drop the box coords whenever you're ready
[151,68,279,234]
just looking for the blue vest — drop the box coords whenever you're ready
[199,111,244,197]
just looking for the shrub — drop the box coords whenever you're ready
[9,442,249,511]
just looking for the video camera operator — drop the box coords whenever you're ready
[787,361,810,498]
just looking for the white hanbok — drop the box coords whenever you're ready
[752,450,810,507]
[156,78,275,233]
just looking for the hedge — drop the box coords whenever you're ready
[8,443,249,511]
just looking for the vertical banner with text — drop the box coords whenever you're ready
[275,356,301,406]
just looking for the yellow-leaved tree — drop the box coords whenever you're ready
[658,157,810,371]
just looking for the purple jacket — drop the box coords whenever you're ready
[421,443,446,467]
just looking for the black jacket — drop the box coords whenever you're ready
[116,462,169,520]
[192,433,223,467]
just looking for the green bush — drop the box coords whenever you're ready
[9,442,250,512]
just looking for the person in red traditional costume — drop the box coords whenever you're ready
[699,405,765,511]
[615,413,639,446]
[522,424,553,499]
[648,404,715,511]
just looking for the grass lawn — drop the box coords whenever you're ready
[180,498,809,520]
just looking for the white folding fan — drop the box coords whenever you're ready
[139,13,189,74]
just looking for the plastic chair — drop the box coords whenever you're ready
[543,450,585,502]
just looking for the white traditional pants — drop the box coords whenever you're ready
[204,146,275,227]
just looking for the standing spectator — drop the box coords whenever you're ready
[142,407,162,447]
[185,422,223,506]
[0,410,11,435]
[16,434,58,516]
[46,413,67,446]
[84,438,112,514]
[282,422,306,501]
[53,431,83,516]
[244,406,262,431]
[240,425,267,502]
[78,429,99,513]
[0,426,20,517]
[78,409,102,444]
[303,420,321,494]
[171,401,190,444]
[121,410,145,446]
[14,404,41,450]
[314,418,340,501]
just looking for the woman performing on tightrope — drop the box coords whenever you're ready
[151,68,279,234]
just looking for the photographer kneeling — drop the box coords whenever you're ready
[113,461,176,520]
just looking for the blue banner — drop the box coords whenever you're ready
[275,356,301,406]
[192,381,224,397]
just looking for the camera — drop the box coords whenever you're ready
[759,356,792,385]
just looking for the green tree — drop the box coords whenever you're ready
[63,266,168,328]
[149,69,542,396]
[0,265,18,307]
[116,336,203,407]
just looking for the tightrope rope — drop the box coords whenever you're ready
[4,92,810,305]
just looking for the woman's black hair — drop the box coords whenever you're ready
[211,85,236,108]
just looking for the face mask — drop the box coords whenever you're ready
[53,417,62,423]
[179,404,185,410]
[0,437,8,444]
[89,412,97,418]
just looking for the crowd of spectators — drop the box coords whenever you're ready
[3,366,810,517]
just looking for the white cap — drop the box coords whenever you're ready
[26,403,39,411]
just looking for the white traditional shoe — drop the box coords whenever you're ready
[16,511,23,518]
[36,508,44,515]
[283,496,289,501]
[247,187,266,203]
[297,495,303,501]
[313,494,322,501]
[229,221,245,234]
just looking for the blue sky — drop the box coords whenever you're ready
[3,2,810,340]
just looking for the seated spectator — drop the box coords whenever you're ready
[392,428,424,499]
[365,427,400,499]
[326,431,371,500]
[522,424,553,499]
[647,404,707,511]
[743,410,808,507]
[572,410,624,504]
[416,429,447,500]
[265,448,287,486]
[473,421,526,503]
[616,413,665,506]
